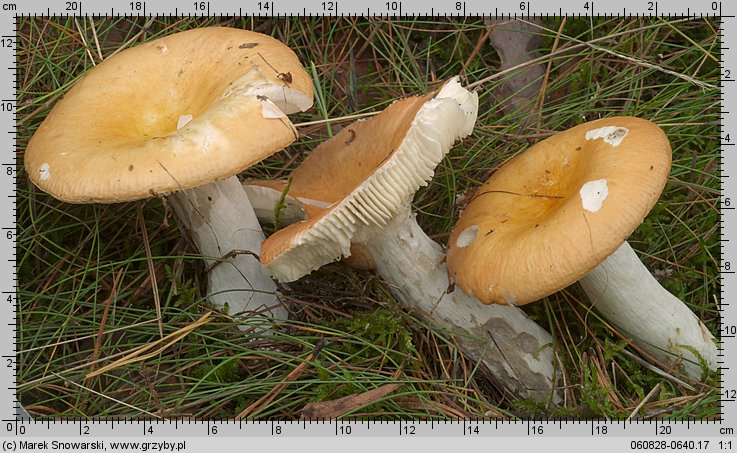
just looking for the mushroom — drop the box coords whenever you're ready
[24,27,314,324]
[446,116,717,378]
[246,78,561,402]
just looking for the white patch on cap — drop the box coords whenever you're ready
[585,126,629,147]
[156,44,169,55]
[177,114,193,130]
[579,179,609,213]
[39,163,50,181]
[259,98,287,119]
[456,225,479,248]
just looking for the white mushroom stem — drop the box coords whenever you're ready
[364,206,560,402]
[169,177,288,326]
[579,242,717,379]
[244,183,560,402]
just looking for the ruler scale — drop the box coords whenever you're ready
[2,8,16,425]
[724,14,735,449]
[4,0,735,449]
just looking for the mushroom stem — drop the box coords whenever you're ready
[364,206,560,403]
[169,176,288,326]
[579,241,717,378]
[244,182,560,402]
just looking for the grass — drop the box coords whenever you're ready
[17,17,721,419]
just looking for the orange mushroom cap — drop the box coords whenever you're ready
[25,27,313,203]
[446,117,672,305]
[259,78,478,281]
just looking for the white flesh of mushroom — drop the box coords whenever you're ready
[579,242,717,378]
[580,126,717,379]
[242,188,562,403]
[365,206,561,402]
[264,78,478,282]
[170,178,284,326]
[244,79,562,401]
[167,85,311,327]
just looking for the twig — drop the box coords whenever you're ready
[521,19,717,91]
[137,202,164,339]
[467,18,704,91]
[50,372,161,418]
[86,313,212,379]
[88,16,103,61]
[295,111,379,128]
[17,319,159,354]
[236,339,327,419]
[73,17,97,66]
[203,249,261,274]
[87,269,123,380]
[300,383,402,419]
[17,92,64,126]
[107,18,155,60]
[626,382,661,421]
[620,349,695,391]
[460,27,493,77]
[535,17,567,115]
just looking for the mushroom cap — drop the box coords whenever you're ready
[25,27,313,203]
[446,116,672,305]
[260,77,478,281]
[243,179,376,271]
[243,179,307,226]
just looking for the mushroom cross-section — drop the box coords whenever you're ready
[446,116,717,378]
[250,78,562,402]
[24,27,314,324]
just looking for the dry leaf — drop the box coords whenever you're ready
[301,383,401,419]
[487,19,545,117]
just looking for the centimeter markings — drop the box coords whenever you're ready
[4,0,735,438]
[1,417,736,438]
[0,0,728,18]
[2,1,15,429]
[721,4,736,437]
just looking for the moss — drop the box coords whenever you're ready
[190,357,242,384]
[309,307,417,407]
